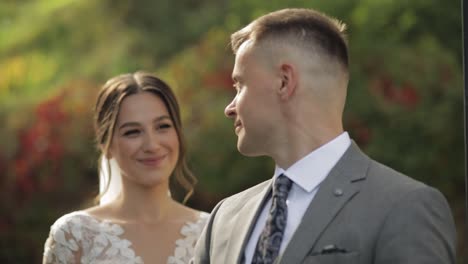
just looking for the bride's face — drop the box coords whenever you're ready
[109,91,179,188]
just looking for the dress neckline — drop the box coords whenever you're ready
[76,210,207,225]
[69,210,208,263]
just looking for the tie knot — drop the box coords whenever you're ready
[273,174,293,197]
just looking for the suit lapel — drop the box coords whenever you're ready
[225,180,273,263]
[279,143,370,263]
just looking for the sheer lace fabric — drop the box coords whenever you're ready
[43,211,209,264]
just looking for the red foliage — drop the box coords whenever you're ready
[13,92,69,198]
[369,75,420,108]
[14,158,29,179]
[398,84,420,108]
[36,94,67,123]
[346,119,372,147]
[17,171,35,194]
[202,69,233,91]
[440,64,453,83]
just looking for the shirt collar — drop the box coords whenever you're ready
[274,132,351,192]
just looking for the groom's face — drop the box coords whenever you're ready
[225,41,281,156]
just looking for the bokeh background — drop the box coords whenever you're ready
[0,0,466,262]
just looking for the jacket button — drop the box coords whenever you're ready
[333,188,343,196]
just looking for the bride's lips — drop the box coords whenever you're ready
[138,155,167,167]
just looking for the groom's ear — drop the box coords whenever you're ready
[277,63,297,100]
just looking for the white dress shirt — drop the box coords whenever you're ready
[243,132,351,263]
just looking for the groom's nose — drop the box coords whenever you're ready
[224,97,237,119]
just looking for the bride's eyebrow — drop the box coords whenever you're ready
[153,115,172,123]
[118,115,172,130]
[118,122,140,131]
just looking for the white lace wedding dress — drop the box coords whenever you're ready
[43,211,209,264]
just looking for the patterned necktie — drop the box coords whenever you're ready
[252,174,293,264]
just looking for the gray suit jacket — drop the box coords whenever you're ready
[192,143,457,263]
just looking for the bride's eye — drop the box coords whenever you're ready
[156,123,172,131]
[123,129,140,137]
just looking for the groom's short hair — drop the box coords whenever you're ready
[230,8,349,71]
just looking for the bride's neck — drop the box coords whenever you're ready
[114,180,176,223]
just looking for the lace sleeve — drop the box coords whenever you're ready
[43,213,82,264]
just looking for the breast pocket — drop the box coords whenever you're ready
[302,251,360,264]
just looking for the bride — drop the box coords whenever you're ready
[43,72,209,263]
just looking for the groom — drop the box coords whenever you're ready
[193,8,456,263]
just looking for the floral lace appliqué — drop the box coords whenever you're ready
[167,212,209,264]
[44,212,143,264]
[44,211,209,264]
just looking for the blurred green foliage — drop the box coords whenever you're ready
[0,0,465,262]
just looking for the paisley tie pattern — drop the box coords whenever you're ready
[252,174,293,264]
